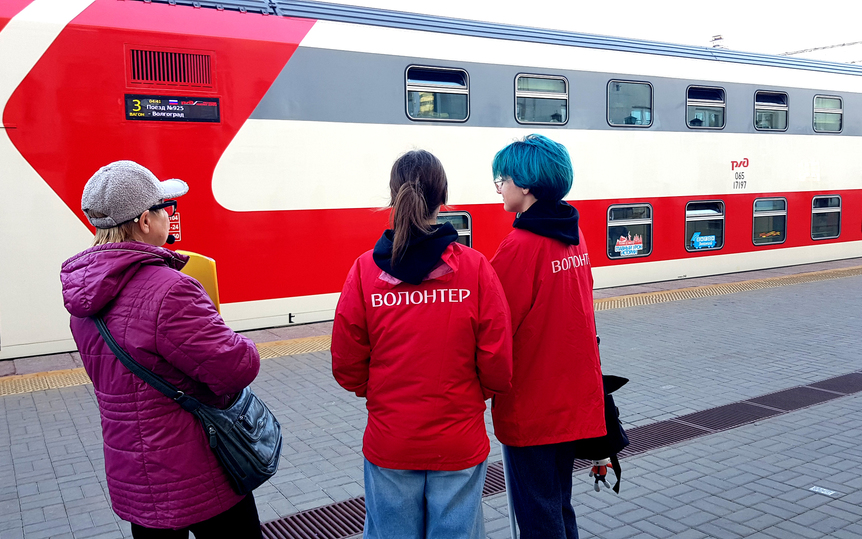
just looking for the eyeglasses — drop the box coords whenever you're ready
[149,200,177,217]
[493,177,509,191]
[134,200,177,222]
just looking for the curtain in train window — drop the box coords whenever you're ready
[814,96,843,133]
[753,198,787,245]
[406,66,469,121]
[687,86,725,128]
[811,196,841,239]
[436,211,472,247]
[685,201,724,251]
[608,81,652,127]
[755,91,788,130]
[515,75,568,124]
[607,204,652,259]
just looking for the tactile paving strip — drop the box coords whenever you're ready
[593,265,862,311]
[0,369,91,397]
[256,335,332,360]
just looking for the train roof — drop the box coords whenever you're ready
[137,0,862,77]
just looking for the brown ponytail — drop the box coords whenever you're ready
[389,150,448,265]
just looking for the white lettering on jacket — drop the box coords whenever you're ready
[551,253,591,274]
[370,289,471,307]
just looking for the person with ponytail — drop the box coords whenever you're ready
[331,150,513,539]
[489,135,606,539]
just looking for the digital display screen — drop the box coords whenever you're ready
[125,95,220,122]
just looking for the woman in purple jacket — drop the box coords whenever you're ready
[60,161,263,538]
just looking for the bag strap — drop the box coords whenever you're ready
[91,316,202,413]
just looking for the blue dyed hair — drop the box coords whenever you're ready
[491,134,573,201]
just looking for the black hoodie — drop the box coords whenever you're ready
[373,222,459,285]
[512,198,580,245]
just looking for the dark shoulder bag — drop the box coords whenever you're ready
[92,316,282,495]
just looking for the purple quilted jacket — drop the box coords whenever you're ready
[60,242,260,529]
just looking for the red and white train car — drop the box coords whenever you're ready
[2,0,861,359]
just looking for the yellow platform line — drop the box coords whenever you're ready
[2,265,860,396]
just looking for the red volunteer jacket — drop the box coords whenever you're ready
[332,242,513,471]
[490,227,606,447]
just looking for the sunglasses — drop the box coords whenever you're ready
[149,200,177,217]
[134,200,177,223]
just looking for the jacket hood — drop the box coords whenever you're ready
[373,222,459,285]
[60,242,188,317]
[513,199,580,245]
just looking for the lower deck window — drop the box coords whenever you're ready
[686,201,724,251]
[811,196,841,239]
[607,204,652,258]
[753,198,787,245]
[436,211,472,247]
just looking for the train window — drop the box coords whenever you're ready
[811,195,841,240]
[515,74,568,124]
[406,66,469,122]
[754,91,788,130]
[685,201,724,252]
[607,80,653,127]
[753,198,787,245]
[607,204,653,259]
[437,211,472,247]
[687,86,725,129]
[814,95,843,133]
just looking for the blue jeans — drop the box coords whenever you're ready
[363,458,487,539]
[503,442,579,539]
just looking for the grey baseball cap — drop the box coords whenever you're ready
[81,160,189,229]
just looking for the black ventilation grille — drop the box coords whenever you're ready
[130,49,213,87]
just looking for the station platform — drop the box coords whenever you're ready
[2,258,861,538]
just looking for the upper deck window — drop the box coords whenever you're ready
[515,75,568,124]
[814,95,843,133]
[608,80,652,127]
[406,66,469,122]
[755,91,788,130]
[687,86,725,129]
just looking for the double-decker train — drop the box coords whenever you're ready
[2,0,861,359]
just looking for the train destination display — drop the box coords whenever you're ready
[125,95,220,122]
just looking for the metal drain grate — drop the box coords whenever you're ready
[621,420,712,456]
[261,497,365,539]
[675,401,782,431]
[483,461,506,496]
[747,386,841,411]
[808,372,862,394]
[259,370,862,538]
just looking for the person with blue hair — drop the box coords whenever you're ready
[489,134,606,539]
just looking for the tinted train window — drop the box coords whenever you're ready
[608,80,652,127]
[814,95,843,133]
[607,204,652,259]
[755,91,788,130]
[685,201,724,251]
[437,211,472,247]
[515,74,568,124]
[811,196,841,240]
[687,86,725,129]
[406,66,469,121]
[753,198,787,245]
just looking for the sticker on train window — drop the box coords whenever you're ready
[685,201,724,252]
[607,204,652,259]
[125,95,220,123]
